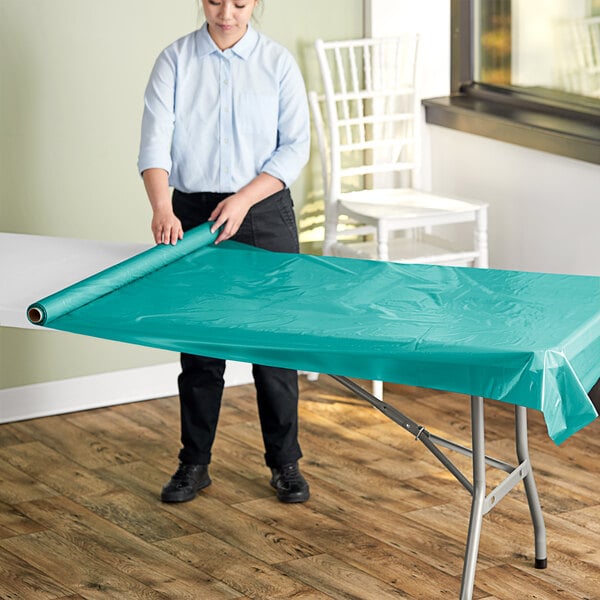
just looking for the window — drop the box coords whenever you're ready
[422,0,600,165]
[477,0,600,98]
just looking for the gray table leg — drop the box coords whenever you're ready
[460,396,486,600]
[515,405,547,569]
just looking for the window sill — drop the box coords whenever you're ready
[422,83,600,165]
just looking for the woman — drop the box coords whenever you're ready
[138,0,310,503]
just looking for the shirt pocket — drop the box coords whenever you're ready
[236,92,278,134]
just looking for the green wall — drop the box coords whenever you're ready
[0,0,363,389]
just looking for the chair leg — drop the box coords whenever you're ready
[377,222,390,261]
[372,380,383,399]
[323,197,340,256]
[474,206,489,268]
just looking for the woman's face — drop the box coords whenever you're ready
[202,0,258,50]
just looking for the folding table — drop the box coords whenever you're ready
[20,224,600,599]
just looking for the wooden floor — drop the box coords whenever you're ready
[0,377,598,600]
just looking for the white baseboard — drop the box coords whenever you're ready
[0,361,254,423]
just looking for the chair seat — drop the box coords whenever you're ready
[338,188,488,229]
[331,234,480,266]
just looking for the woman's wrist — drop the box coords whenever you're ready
[152,202,174,216]
[236,173,284,207]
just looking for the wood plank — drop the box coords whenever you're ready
[487,438,599,503]
[0,422,35,447]
[0,530,172,600]
[0,498,46,538]
[400,500,532,564]
[162,493,321,565]
[210,424,276,478]
[0,545,74,599]
[559,505,600,535]
[112,397,180,435]
[118,392,264,443]
[0,450,58,504]
[79,489,204,543]
[278,553,416,600]
[234,496,487,599]
[98,460,182,504]
[488,497,598,560]
[66,409,177,465]
[304,475,490,576]
[15,496,242,599]
[475,564,585,600]
[298,404,445,481]
[514,548,600,600]
[12,415,140,469]
[156,531,328,599]
[99,459,273,508]
[0,442,119,499]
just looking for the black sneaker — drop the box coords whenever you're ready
[270,462,310,503]
[161,463,211,503]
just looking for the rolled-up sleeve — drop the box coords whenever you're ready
[137,50,176,176]
[261,55,310,187]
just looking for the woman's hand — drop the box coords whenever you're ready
[208,173,285,244]
[142,169,183,245]
[209,193,253,244]
[151,208,183,245]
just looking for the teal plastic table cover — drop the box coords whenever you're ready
[28,223,599,445]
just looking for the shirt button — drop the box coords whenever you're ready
[224,167,230,174]
[224,79,229,85]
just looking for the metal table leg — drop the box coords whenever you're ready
[516,405,547,569]
[460,396,486,600]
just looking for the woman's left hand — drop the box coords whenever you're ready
[208,193,253,245]
[209,173,284,244]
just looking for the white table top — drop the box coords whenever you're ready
[0,233,150,329]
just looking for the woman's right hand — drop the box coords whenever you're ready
[151,208,183,245]
[142,169,183,245]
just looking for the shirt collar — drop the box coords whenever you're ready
[196,22,258,60]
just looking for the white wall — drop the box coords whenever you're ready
[428,127,600,276]
[365,0,451,189]
[366,0,450,99]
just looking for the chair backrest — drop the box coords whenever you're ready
[308,90,330,199]
[314,36,420,198]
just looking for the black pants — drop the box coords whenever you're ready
[172,188,302,468]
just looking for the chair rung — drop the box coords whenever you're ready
[332,89,414,101]
[337,114,413,127]
[331,237,481,266]
[339,139,413,153]
[319,36,417,50]
[340,162,415,177]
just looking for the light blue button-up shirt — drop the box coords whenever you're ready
[138,23,310,193]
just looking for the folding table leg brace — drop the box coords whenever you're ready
[330,376,547,600]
